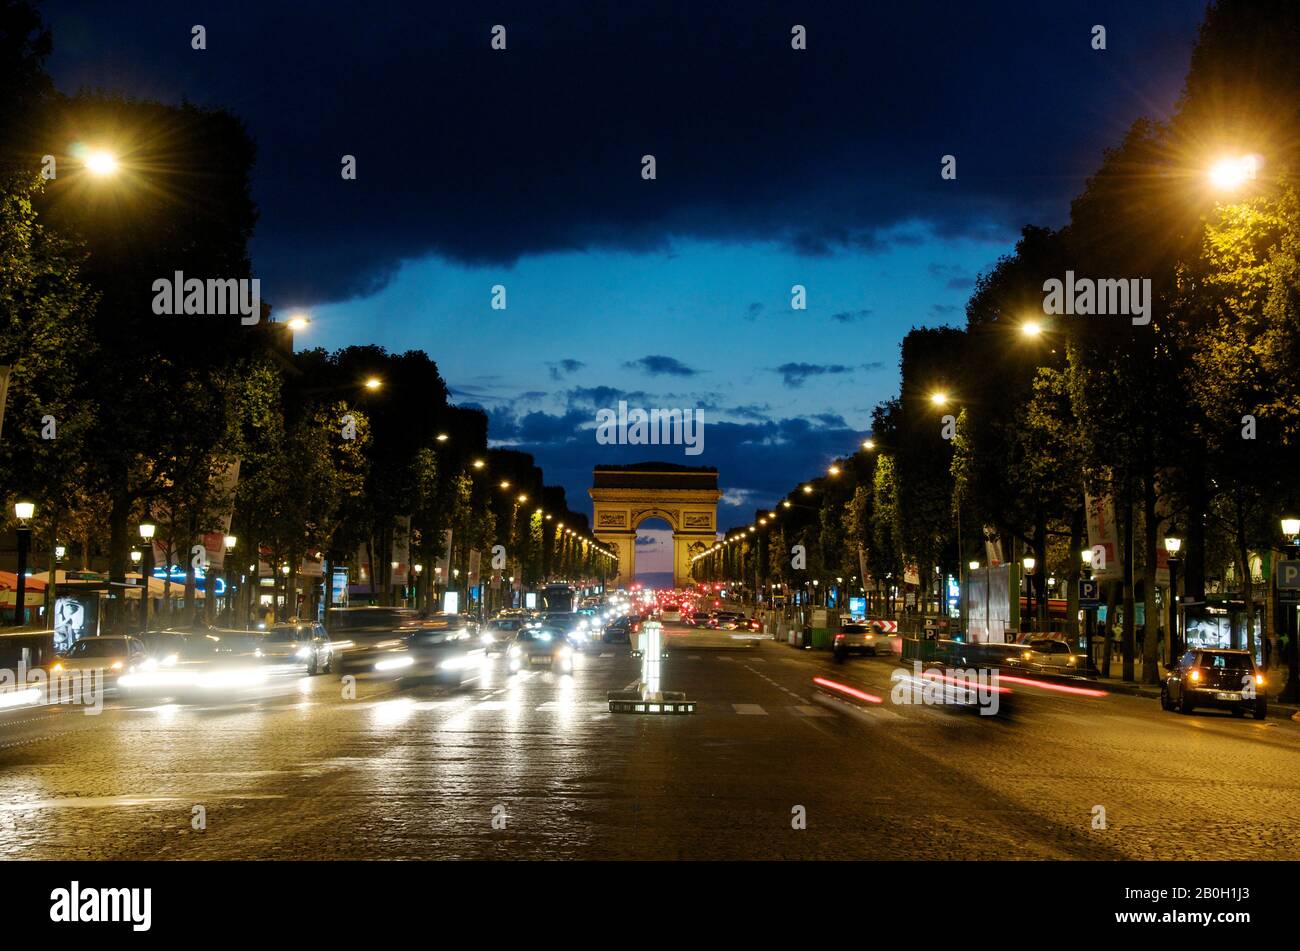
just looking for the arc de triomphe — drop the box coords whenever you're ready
[589,463,720,589]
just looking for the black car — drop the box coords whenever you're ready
[326,607,482,684]
[602,614,641,644]
[1161,648,1266,718]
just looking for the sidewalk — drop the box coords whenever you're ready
[1094,661,1300,721]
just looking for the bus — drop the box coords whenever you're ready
[541,584,577,613]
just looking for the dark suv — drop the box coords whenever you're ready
[1161,648,1266,719]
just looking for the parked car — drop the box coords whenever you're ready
[1161,648,1266,718]
[832,622,896,661]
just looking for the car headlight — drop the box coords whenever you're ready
[508,645,521,658]
[110,660,124,671]
[295,646,312,658]
[374,654,415,672]
[558,645,573,658]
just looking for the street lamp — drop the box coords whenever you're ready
[1164,534,1183,663]
[139,521,156,633]
[84,149,119,176]
[929,391,948,407]
[1209,154,1259,191]
[861,439,875,451]
[1279,518,1300,703]
[1021,320,1043,337]
[1022,555,1036,632]
[12,499,34,627]
[364,377,383,391]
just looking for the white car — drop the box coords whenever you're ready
[53,635,148,682]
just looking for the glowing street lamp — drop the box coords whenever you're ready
[1021,320,1043,338]
[364,377,382,391]
[861,439,875,451]
[286,314,309,331]
[1209,154,1259,191]
[929,391,948,407]
[85,150,119,177]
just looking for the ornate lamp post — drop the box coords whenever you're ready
[139,521,156,633]
[1022,555,1036,633]
[1164,534,1183,665]
[12,499,34,627]
[1280,517,1300,702]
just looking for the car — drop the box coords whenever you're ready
[660,605,682,622]
[481,616,528,653]
[685,611,711,627]
[1162,648,1266,718]
[261,621,333,674]
[1004,637,1090,676]
[535,611,594,648]
[507,625,576,674]
[603,614,641,644]
[326,607,482,685]
[708,612,748,630]
[118,631,271,697]
[52,635,148,683]
[832,622,896,661]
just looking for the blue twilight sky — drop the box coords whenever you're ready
[43,1,1209,574]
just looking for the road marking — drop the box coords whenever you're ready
[718,656,735,662]
[791,704,833,718]
[687,655,702,660]
[599,652,614,658]
[749,658,766,663]
[732,703,767,715]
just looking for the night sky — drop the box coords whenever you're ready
[43,1,1207,575]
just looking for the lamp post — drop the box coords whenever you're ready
[1022,555,1036,633]
[223,535,237,625]
[12,500,34,627]
[1280,517,1300,703]
[139,522,156,633]
[1081,548,1095,668]
[1164,534,1183,666]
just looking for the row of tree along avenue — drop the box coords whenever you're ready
[692,0,1300,698]
[0,1,613,632]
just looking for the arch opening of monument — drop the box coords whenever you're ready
[589,463,719,590]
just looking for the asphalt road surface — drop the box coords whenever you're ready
[2,622,1297,860]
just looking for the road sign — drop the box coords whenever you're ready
[1278,560,1300,590]
[1078,578,1100,606]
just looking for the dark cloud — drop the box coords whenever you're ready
[483,396,869,529]
[622,355,699,378]
[47,1,1206,305]
[831,308,874,323]
[771,362,854,388]
[547,359,585,381]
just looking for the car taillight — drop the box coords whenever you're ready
[1189,669,1201,682]
[834,634,844,642]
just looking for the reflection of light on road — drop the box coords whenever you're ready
[813,677,883,704]
[0,687,42,709]
[370,697,415,728]
[998,675,1106,698]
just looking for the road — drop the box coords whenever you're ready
[1,622,1298,860]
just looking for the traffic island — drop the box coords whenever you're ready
[608,619,696,715]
